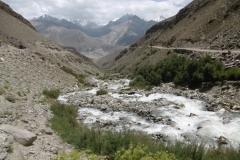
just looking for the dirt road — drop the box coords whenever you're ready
[151,46,240,54]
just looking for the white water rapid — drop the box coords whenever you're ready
[58,79,240,148]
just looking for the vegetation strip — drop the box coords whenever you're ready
[131,54,240,89]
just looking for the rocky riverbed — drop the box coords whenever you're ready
[58,78,240,148]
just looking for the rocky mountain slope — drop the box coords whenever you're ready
[0,1,101,159]
[83,14,157,46]
[105,0,240,73]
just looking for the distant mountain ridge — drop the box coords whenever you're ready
[31,14,157,46]
[31,14,102,29]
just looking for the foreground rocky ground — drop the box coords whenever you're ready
[0,44,99,160]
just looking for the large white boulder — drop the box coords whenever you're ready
[0,125,37,146]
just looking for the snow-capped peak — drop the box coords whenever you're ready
[70,19,103,28]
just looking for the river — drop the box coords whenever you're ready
[58,79,240,148]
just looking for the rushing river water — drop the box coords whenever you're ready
[58,79,240,148]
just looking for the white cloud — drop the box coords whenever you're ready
[2,0,192,23]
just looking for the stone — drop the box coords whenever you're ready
[223,118,230,124]
[174,103,185,109]
[21,119,29,123]
[206,106,214,112]
[101,82,108,88]
[121,87,131,91]
[45,129,54,135]
[218,136,228,145]
[233,105,240,110]
[0,153,7,160]
[6,135,14,144]
[216,108,225,114]
[50,147,58,154]
[222,85,230,90]
[189,113,197,117]
[0,125,37,146]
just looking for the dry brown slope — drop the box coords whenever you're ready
[146,0,240,49]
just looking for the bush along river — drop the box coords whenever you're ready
[58,78,240,148]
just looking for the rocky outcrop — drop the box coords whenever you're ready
[0,125,37,146]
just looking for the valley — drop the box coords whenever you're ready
[30,14,157,62]
[0,0,240,159]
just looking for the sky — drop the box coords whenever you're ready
[2,0,192,24]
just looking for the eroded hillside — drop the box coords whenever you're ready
[105,0,240,74]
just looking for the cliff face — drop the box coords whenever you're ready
[0,1,36,30]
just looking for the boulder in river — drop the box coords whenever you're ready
[218,136,228,145]
[189,113,198,117]
[174,103,185,109]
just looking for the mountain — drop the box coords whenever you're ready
[105,0,240,73]
[81,14,157,46]
[31,15,115,60]
[31,14,157,46]
[70,19,102,28]
[0,1,101,159]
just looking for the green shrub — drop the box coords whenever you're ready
[60,66,86,84]
[5,95,16,103]
[96,89,108,96]
[130,75,147,89]
[115,143,176,160]
[42,89,60,99]
[132,54,240,88]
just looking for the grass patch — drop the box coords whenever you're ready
[7,145,13,153]
[60,66,86,84]
[96,89,108,96]
[5,95,16,103]
[42,89,60,99]
[3,83,9,89]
